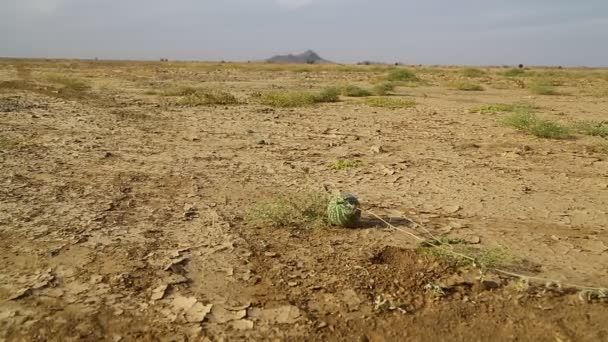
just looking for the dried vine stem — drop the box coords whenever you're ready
[365,209,607,293]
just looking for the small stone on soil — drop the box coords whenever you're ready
[370,145,386,154]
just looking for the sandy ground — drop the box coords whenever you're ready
[1,60,607,341]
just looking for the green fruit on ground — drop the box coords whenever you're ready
[327,193,361,228]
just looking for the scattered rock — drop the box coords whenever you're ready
[464,236,481,244]
[209,305,247,324]
[230,319,254,330]
[171,295,213,323]
[381,165,396,176]
[186,302,213,323]
[257,107,274,114]
[40,288,64,298]
[481,280,501,290]
[8,288,32,301]
[370,145,386,154]
[151,284,169,301]
[443,205,462,214]
[448,221,464,229]
[342,289,362,311]
[90,274,104,284]
[183,204,198,220]
[31,273,54,289]
[164,257,189,271]
[248,305,301,324]
[166,274,190,285]
[580,240,608,253]
[171,295,195,310]
[264,252,278,258]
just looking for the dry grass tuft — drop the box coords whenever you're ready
[44,73,90,91]
[260,88,339,107]
[573,120,608,138]
[503,112,570,139]
[329,159,363,170]
[246,192,328,228]
[365,97,415,109]
[472,102,534,114]
[450,81,484,91]
[177,89,239,106]
[340,85,372,97]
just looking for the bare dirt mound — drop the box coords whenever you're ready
[240,225,608,341]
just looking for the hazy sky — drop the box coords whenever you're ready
[2,0,607,66]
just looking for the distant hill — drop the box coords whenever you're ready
[266,50,332,64]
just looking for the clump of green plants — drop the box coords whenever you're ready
[365,97,415,109]
[260,90,315,107]
[461,68,486,77]
[329,159,363,170]
[529,79,560,95]
[260,88,339,107]
[450,81,484,91]
[472,102,533,114]
[503,68,526,77]
[161,85,200,96]
[503,112,570,139]
[386,68,419,82]
[373,82,396,96]
[474,248,515,271]
[44,73,90,91]
[177,89,239,106]
[246,191,328,228]
[417,237,515,270]
[573,120,608,138]
[340,85,372,97]
[314,87,341,103]
[586,142,608,154]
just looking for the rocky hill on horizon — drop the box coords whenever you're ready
[266,50,332,64]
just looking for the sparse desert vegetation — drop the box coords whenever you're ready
[179,89,239,106]
[386,68,419,82]
[472,102,535,114]
[529,79,561,95]
[329,159,363,170]
[246,191,328,228]
[260,87,339,107]
[340,84,373,97]
[372,82,396,95]
[503,111,571,139]
[503,68,527,77]
[573,120,608,138]
[43,73,91,91]
[461,67,486,77]
[365,96,416,108]
[1,59,607,341]
[450,80,484,91]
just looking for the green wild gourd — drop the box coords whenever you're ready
[327,193,361,228]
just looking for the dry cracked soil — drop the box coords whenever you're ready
[1,60,608,341]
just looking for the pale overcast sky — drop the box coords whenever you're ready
[2,0,607,66]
